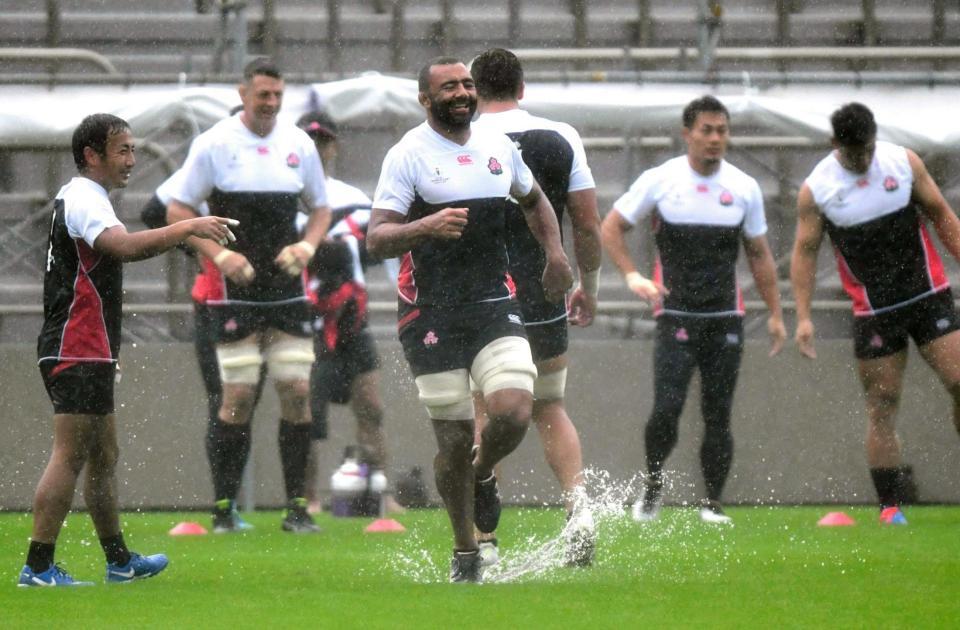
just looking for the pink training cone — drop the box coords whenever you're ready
[364,518,406,533]
[168,521,209,536]
[817,511,856,527]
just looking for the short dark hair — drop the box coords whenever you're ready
[682,95,729,129]
[72,113,130,171]
[830,102,877,146]
[296,110,338,142]
[417,56,463,92]
[471,48,523,100]
[243,57,282,83]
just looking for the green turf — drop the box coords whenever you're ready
[2,506,958,628]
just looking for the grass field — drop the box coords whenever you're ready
[2,505,958,628]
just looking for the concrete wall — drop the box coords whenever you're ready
[1,337,958,510]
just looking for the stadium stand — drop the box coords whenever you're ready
[2,0,960,345]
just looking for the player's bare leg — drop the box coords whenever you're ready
[432,419,477,551]
[350,370,404,513]
[857,351,907,469]
[918,329,960,434]
[83,414,122,538]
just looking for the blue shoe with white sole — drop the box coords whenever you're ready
[18,563,93,587]
[106,552,169,583]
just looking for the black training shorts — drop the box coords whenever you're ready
[208,301,314,343]
[39,361,117,415]
[853,289,960,360]
[398,298,527,377]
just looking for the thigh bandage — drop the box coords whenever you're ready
[471,336,537,396]
[415,368,473,420]
[534,366,568,401]
[264,337,315,382]
[216,342,263,385]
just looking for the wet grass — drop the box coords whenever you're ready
[1,506,958,628]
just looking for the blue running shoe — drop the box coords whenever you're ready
[106,552,169,583]
[18,563,93,587]
[212,499,255,534]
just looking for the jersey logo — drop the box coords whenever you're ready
[431,167,449,184]
[726,333,740,345]
[286,152,300,168]
[696,184,709,193]
[487,157,503,175]
[869,334,884,348]
[257,146,269,155]
[457,154,473,166]
[937,318,951,331]
[507,313,522,325]
[224,318,238,333]
[423,330,439,346]
[719,190,734,206]
[856,177,869,188]
[883,176,899,192]
[675,327,689,342]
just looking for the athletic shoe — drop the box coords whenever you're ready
[564,507,596,568]
[631,479,663,522]
[474,473,502,534]
[699,499,733,525]
[106,552,169,583]
[212,499,254,534]
[478,538,499,568]
[449,549,483,583]
[282,498,322,533]
[17,563,93,587]
[879,506,908,525]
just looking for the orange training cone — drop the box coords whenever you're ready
[169,521,209,536]
[364,518,406,533]
[817,511,856,527]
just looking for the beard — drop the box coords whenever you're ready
[429,94,477,131]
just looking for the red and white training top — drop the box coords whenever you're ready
[38,177,123,368]
[805,141,948,316]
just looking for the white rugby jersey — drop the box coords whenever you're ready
[614,156,767,317]
[806,141,948,315]
[474,108,595,324]
[38,177,124,365]
[373,121,533,307]
[170,114,328,305]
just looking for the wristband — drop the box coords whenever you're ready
[579,266,601,299]
[213,249,234,267]
[624,271,647,292]
[295,240,316,258]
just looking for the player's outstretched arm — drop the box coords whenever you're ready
[743,234,786,357]
[566,188,602,327]
[94,216,238,263]
[515,182,573,303]
[367,207,468,259]
[909,149,960,264]
[600,210,665,302]
[790,183,825,359]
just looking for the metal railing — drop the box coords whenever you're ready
[0,47,119,76]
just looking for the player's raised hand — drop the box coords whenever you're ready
[625,271,667,303]
[424,207,468,239]
[795,318,817,359]
[213,249,255,286]
[542,254,574,303]
[188,216,239,246]
[768,313,787,357]
[567,287,597,327]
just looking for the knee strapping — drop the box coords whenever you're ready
[415,369,473,420]
[533,367,567,401]
[265,337,315,381]
[471,336,537,396]
[217,342,263,384]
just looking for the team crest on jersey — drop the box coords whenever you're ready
[286,152,300,168]
[487,157,503,175]
[856,178,869,188]
[883,176,899,192]
[423,330,439,346]
[457,154,473,166]
[718,190,734,206]
[257,146,269,155]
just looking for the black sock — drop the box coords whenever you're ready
[25,540,55,573]
[279,420,311,501]
[99,533,131,567]
[870,467,900,508]
[205,412,220,498]
[212,419,251,503]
